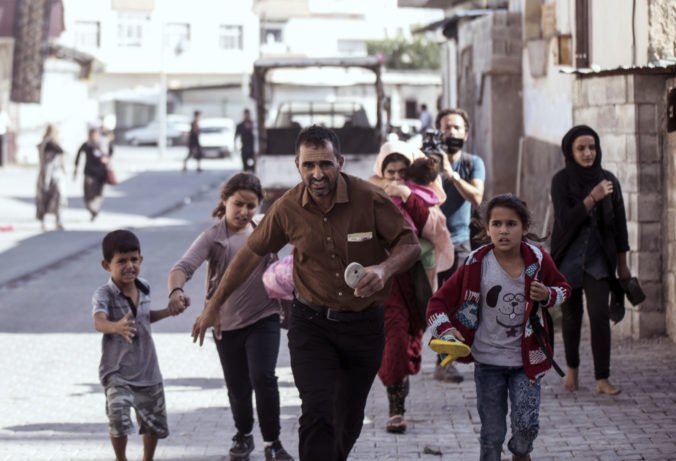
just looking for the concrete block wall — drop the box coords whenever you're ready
[456,11,522,199]
[574,73,668,339]
[666,76,676,340]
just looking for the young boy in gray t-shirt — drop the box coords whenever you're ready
[92,229,186,461]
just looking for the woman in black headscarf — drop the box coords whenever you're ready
[550,125,631,396]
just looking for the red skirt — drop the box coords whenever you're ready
[377,272,424,387]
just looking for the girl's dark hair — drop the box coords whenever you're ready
[381,153,410,174]
[102,229,140,262]
[212,172,264,219]
[472,193,546,245]
[404,157,437,185]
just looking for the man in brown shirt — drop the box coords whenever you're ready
[193,125,420,461]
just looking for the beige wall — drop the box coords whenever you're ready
[574,73,669,339]
[589,0,649,68]
[666,76,676,340]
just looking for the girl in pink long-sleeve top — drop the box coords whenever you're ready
[167,173,294,461]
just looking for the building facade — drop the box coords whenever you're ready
[405,0,676,340]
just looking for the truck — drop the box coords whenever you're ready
[251,56,387,207]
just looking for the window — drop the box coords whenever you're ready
[260,22,284,45]
[337,40,366,57]
[74,21,100,49]
[117,13,144,47]
[167,23,190,53]
[219,25,243,50]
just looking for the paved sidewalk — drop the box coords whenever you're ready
[1,330,676,460]
[0,149,237,287]
[2,151,676,460]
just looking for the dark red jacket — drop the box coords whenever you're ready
[426,242,571,380]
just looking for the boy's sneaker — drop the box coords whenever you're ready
[230,433,254,460]
[264,440,294,461]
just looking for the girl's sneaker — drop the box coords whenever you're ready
[230,433,254,460]
[264,440,294,460]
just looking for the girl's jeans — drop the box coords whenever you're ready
[474,363,541,461]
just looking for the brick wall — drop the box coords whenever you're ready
[574,73,668,339]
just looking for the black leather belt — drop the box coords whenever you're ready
[294,295,378,322]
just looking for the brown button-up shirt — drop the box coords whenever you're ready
[248,173,419,311]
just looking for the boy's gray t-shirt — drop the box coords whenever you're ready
[92,277,163,387]
[472,250,525,367]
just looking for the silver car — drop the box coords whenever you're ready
[124,114,191,146]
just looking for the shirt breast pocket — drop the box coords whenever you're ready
[346,232,377,266]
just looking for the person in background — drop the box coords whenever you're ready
[74,128,112,221]
[36,124,67,231]
[0,104,11,167]
[419,103,432,133]
[183,110,203,173]
[550,124,631,396]
[235,109,255,172]
[435,107,486,383]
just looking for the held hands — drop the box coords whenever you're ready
[115,311,136,343]
[590,179,613,202]
[354,265,386,298]
[529,281,549,303]
[168,290,191,316]
[191,305,221,346]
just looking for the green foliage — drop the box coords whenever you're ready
[367,35,440,70]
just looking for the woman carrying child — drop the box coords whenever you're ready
[427,194,570,461]
[369,141,453,434]
[167,172,293,461]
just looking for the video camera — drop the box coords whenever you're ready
[421,129,445,156]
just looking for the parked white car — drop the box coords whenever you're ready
[199,117,235,158]
[123,114,191,146]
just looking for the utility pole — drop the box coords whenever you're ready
[157,5,167,159]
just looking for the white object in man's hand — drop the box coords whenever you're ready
[344,262,367,289]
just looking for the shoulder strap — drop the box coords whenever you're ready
[460,152,474,179]
[529,303,564,377]
[529,268,564,377]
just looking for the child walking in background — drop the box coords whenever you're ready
[92,230,186,461]
[427,194,570,461]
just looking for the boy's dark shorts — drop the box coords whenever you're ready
[105,382,169,439]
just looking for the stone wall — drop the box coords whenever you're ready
[666,76,676,340]
[519,136,563,246]
[457,11,522,198]
[648,0,676,62]
[573,73,668,339]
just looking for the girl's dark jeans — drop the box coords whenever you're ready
[213,314,281,442]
